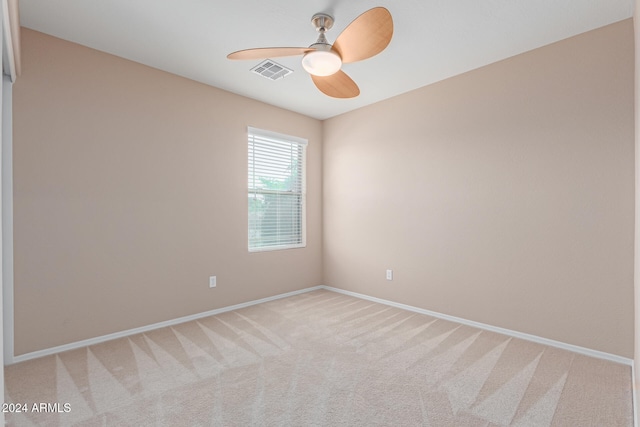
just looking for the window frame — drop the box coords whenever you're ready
[247,126,307,252]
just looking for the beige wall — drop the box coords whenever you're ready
[323,20,635,357]
[12,29,323,355]
[634,0,640,408]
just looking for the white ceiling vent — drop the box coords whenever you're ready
[251,60,293,81]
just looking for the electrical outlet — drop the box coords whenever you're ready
[386,269,393,281]
[209,276,217,288]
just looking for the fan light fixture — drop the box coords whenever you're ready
[227,8,393,98]
[302,49,342,76]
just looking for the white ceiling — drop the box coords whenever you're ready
[18,0,633,120]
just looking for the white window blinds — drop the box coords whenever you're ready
[248,127,307,251]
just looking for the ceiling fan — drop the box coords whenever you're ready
[227,7,393,99]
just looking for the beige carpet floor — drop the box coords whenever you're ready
[4,289,634,426]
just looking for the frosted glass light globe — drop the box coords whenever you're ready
[301,50,342,76]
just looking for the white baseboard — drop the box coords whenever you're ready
[9,286,323,364]
[322,286,633,367]
[9,284,633,369]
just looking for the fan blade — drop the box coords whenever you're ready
[227,47,313,60]
[332,7,393,64]
[311,70,360,98]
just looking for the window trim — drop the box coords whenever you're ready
[247,126,307,252]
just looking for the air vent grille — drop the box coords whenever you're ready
[251,59,293,81]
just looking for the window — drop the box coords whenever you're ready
[248,127,307,251]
